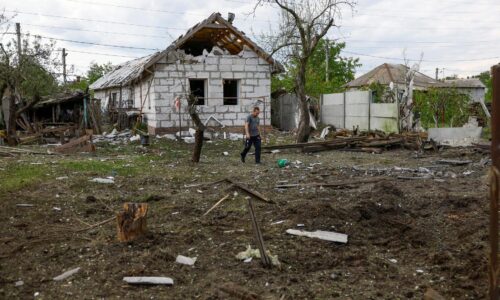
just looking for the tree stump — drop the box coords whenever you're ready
[116,203,148,242]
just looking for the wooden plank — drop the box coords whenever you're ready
[275,177,386,189]
[286,229,348,243]
[54,135,95,153]
[123,277,173,285]
[224,178,274,204]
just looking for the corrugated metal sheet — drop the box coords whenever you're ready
[89,53,159,90]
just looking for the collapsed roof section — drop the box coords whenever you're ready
[90,12,282,91]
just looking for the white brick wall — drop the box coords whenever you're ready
[96,50,273,130]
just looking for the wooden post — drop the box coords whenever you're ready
[490,63,500,300]
[247,198,271,267]
[117,203,148,242]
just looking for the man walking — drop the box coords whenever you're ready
[240,106,261,164]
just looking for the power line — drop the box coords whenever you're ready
[17,23,179,39]
[342,50,500,63]
[54,49,140,59]
[5,32,160,51]
[6,10,183,31]
[65,0,207,16]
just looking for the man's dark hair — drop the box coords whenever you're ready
[253,106,260,112]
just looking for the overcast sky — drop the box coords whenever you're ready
[2,0,500,82]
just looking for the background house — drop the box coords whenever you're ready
[90,13,281,134]
[442,78,486,103]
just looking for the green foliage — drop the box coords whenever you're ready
[367,82,396,103]
[272,39,360,97]
[66,61,113,92]
[414,88,471,129]
[0,33,59,99]
[87,61,113,84]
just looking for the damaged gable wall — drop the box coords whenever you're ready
[147,46,272,134]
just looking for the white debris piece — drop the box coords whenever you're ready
[229,133,244,141]
[388,259,398,264]
[56,176,68,180]
[16,204,34,207]
[129,135,140,142]
[188,128,196,137]
[286,229,348,243]
[320,126,331,139]
[53,267,81,281]
[235,245,280,266]
[159,134,177,140]
[123,276,174,285]
[271,150,280,154]
[15,280,24,287]
[175,255,197,266]
[89,178,115,184]
[223,151,229,156]
[183,137,195,144]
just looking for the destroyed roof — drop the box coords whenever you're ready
[346,63,441,89]
[442,78,486,89]
[90,12,282,91]
[34,91,86,108]
[89,53,161,90]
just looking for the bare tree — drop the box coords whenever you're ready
[399,50,423,132]
[170,51,206,163]
[255,0,355,142]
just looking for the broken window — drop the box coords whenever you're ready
[223,79,238,105]
[189,79,206,105]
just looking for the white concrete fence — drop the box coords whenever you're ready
[320,91,399,133]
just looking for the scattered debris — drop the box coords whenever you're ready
[54,134,95,154]
[435,159,472,166]
[15,280,24,287]
[89,178,114,184]
[16,204,34,207]
[286,229,348,243]
[263,131,425,153]
[235,245,280,267]
[175,255,197,266]
[275,177,386,189]
[123,277,174,286]
[53,267,81,281]
[388,259,398,264]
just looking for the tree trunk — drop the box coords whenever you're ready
[187,94,206,163]
[296,59,310,143]
[6,94,18,146]
[192,129,204,163]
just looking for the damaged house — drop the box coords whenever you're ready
[90,13,282,134]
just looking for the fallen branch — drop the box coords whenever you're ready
[275,177,386,189]
[203,194,230,216]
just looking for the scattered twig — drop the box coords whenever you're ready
[203,194,230,216]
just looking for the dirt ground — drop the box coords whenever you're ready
[0,134,491,299]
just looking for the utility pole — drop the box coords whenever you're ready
[62,48,67,84]
[325,38,329,82]
[15,23,21,65]
[435,68,439,81]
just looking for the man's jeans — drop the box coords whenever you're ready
[241,135,261,163]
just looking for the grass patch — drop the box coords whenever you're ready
[0,163,49,192]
